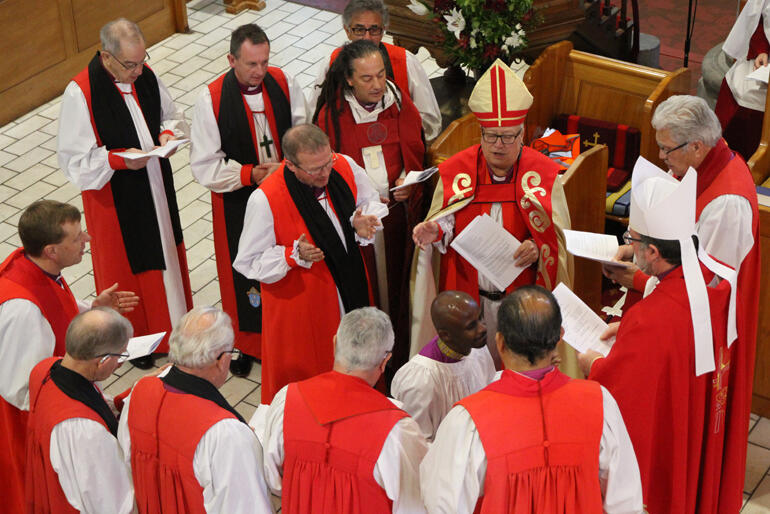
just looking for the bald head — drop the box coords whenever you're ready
[281,124,331,164]
[431,291,486,355]
[100,18,145,56]
[497,285,561,365]
[65,307,133,360]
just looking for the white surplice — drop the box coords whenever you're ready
[309,48,442,140]
[57,77,189,327]
[50,417,136,514]
[190,71,310,193]
[0,298,88,410]
[261,385,428,514]
[117,387,274,514]
[420,379,643,514]
[232,154,386,315]
[722,0,770,111]
[390,345,495,441]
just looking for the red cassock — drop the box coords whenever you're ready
[715,16,767,161]
[72,61,193,353]
[257,158,372,402]
[590,266,732,513]
[282,371,407,514]
[435,145,563,296]
[315,91,425,369]
[695,141,761,513]
[0,250,78,514]
[459,369,604,513]
[206,67,292,359]
[25,357,109,513]
[127,376,237,514]
[329,42,410,101]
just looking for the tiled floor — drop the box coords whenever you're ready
[0,0,765,510]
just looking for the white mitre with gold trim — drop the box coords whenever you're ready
[468,58,532,127]
[629,157,719,376]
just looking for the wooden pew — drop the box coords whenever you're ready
[522,41,691,169]
[747,75,770,185]
[426,113,609,310]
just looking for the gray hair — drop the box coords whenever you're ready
[334,307,394,370]
[168,307,234,368]
[651,95,722,147]
[282,124,331,163]
[65,307,133,360]
[342,0,389,28]
[100,18,145,56]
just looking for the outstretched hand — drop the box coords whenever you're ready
[93,283,140,313]
[352,210,380,239]
[412,221,439,249]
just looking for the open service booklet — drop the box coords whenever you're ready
[114,138,189,161]
[552,283,613,357]
[450,213,527,292]
[125,332,166,361]
[563,229,630,268]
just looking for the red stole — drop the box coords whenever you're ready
[436,145,561,299]
[0,249,79,514]
[695,141,760,514]
[330,42,410,100]
[257,157,363,403]
[590,266,731,513]
[127,376,236,514]
[70,67,193,353]
[282,372,407,514]
[25,358,108,513]
[460,369,604,513]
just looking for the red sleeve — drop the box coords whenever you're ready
[159,129,174,139]
[108,149,128,170]
[748,15,770,60]
[434,222,444,242]
[113,387,131,413]
[284,246,298,268]
[632,269,650,292]
[241,164,255,186]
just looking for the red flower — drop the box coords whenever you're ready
[433,0,455,13]
[484,0,506,12]
[458,34,470,49]
[483,43,500,59]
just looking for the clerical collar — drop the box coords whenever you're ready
[437,338,466,361]
[312,186,326,199]
[656,265,680,282]
[357,97,379,112]
[514,365,555,381]
[24,254,62,285]
[487,163,515,183]
[239,82,263,95]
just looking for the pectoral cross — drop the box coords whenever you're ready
[259,134,274,159]
[583,132,601,148]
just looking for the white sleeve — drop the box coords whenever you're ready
[189,87,245,193]
[405,50,442,140]
[233,189,301,283]
[286,71,311,125]
[262,386,289,495]
[0,299,56,410]
[433,214,456,254]
[50,418,136,514]
[117,395,133,471]
[372,416,429,514]
[390,362,440,441]
[420,406,486,514]
[57,81,117,191]
[343,154,389,246]
[696,194,754,270]
[307,60,330,116]
[193,418,275,514]
[158,77,189,138]
[598,386,644,514]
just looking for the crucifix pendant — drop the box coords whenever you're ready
[259,134,274,159]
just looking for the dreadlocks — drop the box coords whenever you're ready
[312,39,400,150]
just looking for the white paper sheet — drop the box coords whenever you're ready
[450,214,526,291]
[114,138,190,161]
[126,332,166,360]
[248,404,270,445]
[552,283,613,356]
[747,65,770,84]
[563,229,630,268]
[390,166,438,191]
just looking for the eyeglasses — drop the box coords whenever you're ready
[659,141,689,155]
[622,230,644,245]
[97,352,130,364]
[217,348,242,361]
[107,51,150,71]
[481,129,523,145]
[349,25,383,36]
[290,154,337,175]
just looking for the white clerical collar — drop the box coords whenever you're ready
[344,81,399,123]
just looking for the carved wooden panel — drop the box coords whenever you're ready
[1,0,67,92]
[72,0,165,52]
[752,204,770,417]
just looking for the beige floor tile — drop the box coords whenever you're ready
[220,375,258,405]
[43,167,71,187]
[0,221,16,242]
[235,400,257,421]
[254,8,290,28]
[0,150,15,167]
[5,180,56,208]
[0,184,18,203]
[0,167,17,185]
[176,180,210,209]
[5,148,53,173]
[244,385,261,406]
[295,42,336,65]
[180,198,213,229]
[202,59,229,75]
[2,115,50,140]
[171,56,213,79]
[7,163,55,192]
[61,252,93,284]
[38,102,62,121]
[270,34,301,53]
[744,474,770,513]
[0,134,15,149]
[44,180,81,204]
[4,131,52,157]
[747,443,770,493]
[0,203,21,224]
[163,32,205,52]
[193,278,221,306]
[0,241,16,261]
[40,119,59,137]
[270,43,306,68]
[184,217,214,248]
[199,39,231,61]
[751,419,770,449]
[189,257,218,291]
[174,69,217,95]
[69,273,96,299]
